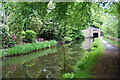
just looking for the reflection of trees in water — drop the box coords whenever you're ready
[61,42,86,74]
[2,41,86,78]
[3,64,26,78]
[22,59,43,78]
[2,48,57,78]
[36,51,63,78]
[82,38,93,49]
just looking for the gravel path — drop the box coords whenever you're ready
[92,37,119,78]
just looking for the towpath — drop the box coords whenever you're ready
[92,37,119,78]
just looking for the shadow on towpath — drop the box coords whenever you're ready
[92,37,120,78]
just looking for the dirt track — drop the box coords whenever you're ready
[92,37,119,78]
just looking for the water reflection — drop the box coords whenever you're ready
[82,38,93,49]
[2,41,86,78]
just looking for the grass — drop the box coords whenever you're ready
[62,38,105,78]
[74,38,105,78]
[1,40,57,58]
[2,47,57,66]
[104,37,120,47]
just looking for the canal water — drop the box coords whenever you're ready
[2,39,93,78]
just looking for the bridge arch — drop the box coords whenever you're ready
[82,27,101,38]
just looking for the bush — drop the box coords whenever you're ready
[63,37,72,41]
[25,30,36,43]
[0,24,9,46]
[30,16,43,33]
[21,31,26,37]
[0,24,17,48]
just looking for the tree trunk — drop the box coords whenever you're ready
[16,26,23,45]
[16,34,22,45]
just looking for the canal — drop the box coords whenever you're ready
[2,38,93,78]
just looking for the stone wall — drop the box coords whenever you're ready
[82,27,101,38]
[82,27,91,38]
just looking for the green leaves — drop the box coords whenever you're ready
[101,15,119,38]
[5,40,57,57]
[25,30,36,43]
[5,2,92,41]
[91,2,119,38]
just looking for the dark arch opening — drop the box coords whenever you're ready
[93,33,98,38]
[93,33,98,41]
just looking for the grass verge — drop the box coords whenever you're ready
[104,37,120,47]
[2,47,57,66]
[0,40,57,58]
[62,38,105,78]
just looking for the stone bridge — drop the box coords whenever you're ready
[82,27,101,38]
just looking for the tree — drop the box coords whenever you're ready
[91,2,119,38]
[4,2,92,43]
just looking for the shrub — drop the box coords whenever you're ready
[21,31,26,37]
[0,24,9,48]
[25,30,36,43]
[7,33,17,48]
[63,37,72,41]
[0,24,17,48]
[30,16,43,34]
